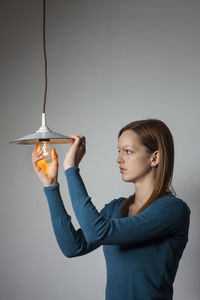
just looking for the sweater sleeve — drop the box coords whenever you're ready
[65,167,191,246]
[43,183,108,258]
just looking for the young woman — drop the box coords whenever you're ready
[32,119,190,300]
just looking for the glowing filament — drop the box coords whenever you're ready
[40,141,52,162]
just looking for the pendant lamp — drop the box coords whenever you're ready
[9,0,72,161]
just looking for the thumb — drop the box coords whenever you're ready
[52,148,58,161]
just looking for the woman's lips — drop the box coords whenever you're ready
[120,168,126,173]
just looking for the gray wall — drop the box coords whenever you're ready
[1,0,199,299]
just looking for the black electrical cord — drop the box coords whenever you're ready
[43,0,48,114]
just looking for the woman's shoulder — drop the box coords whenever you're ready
[100,197,127,217]
[153,193,191,216]
[101,194,191,219]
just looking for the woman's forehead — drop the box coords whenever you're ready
[118,130,141,147]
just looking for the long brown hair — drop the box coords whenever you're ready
[119,119,176,216]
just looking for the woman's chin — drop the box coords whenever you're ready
[121,174,133,182]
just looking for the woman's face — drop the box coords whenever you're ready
[117,130,155,183]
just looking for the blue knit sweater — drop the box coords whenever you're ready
[44,167,190,300]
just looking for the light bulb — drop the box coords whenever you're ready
[40,141,52,162]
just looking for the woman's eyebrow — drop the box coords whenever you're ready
[117,145,136,149]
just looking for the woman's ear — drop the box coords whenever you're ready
[151,150,159,167]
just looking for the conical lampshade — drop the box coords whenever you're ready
[9,113,72,145]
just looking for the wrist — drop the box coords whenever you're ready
[64,164,77,171]
[43,179,58,187]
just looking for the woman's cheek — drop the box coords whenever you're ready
[129,154,137,161]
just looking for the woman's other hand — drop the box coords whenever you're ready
[64,135,86,171]
[32,144,59,187]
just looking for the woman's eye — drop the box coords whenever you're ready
[126,150,132,154]
[117,150,133,154]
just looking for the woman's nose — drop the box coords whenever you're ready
[117,154,124,164]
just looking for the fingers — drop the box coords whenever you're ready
[69,134,85,141]
[33,163,42,174]
[52,148,58,161]
[32,144,41,155]
[36,144,41,153]
[32,144,41,161]
[69,134,86,147]
[32,150,43,166]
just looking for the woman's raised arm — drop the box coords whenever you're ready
[43,183,101,257]
[32,144,100,258]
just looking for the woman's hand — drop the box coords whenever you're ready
[64,134,86,171]
[32,144,59,187]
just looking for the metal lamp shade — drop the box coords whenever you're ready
[9,130,72,145]
[9,113,72,145]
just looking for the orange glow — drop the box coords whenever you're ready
[36,144,57,176]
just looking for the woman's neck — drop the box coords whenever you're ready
[133,177,155,207]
